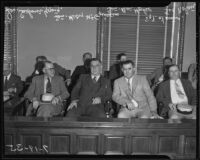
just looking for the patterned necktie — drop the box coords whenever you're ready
[4,76,8,90]
[175,81,185,99]
[46,77,52,93]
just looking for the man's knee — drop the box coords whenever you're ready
[169,113,180,119]
[118,111,129,118]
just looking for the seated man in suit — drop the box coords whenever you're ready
[69,52,92,92]
[3,63,23,116]
[109,53,127,86]
[156,64,196,119]
[147,57,172,92]
[112,60,162,119]
[66,58,112,118]
[25,61,70,117]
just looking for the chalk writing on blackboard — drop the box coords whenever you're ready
[5,3,196,24]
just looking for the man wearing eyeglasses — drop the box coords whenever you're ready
[25,61,70,117]
[66,58,112,118]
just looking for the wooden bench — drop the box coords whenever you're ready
[4,117,196,159]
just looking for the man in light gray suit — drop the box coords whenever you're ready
[112,60,162,119]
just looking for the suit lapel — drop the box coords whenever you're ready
[166,80,172,102]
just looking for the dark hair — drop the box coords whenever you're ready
[90,58,101,64]
[83,52,92,58]
[121,60,135,68]
[36,56,47,62]
[163,57,172,63]
[117,53,126,60]
[43,60,53,68]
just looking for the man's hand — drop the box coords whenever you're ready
[92,97,101,105]
[169,103,177,111]
[150,111,163,119]
[33,100,40,110]
[67,100,78,111]
[126,101,135,110]
[51,97,60,105]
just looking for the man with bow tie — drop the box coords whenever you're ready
[66,58,112,118]
[112,60,161,119]
[3,63,23,116]
[156,64,196,119]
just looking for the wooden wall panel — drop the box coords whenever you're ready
[130,136,152,154]
[49,135,70,154]
[158,136,179,154]
[76,135,99,155]
[103,135,126,155]
[184,136,196,155]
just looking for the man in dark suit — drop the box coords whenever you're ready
[66,58,112,118]
[156,65,196,119]
[69,52,92,92]
[109,53,127,86]
[24,61,70,117]
[3,63,23,116]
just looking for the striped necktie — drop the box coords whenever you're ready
[175,81,185,99]
[92,76,97,83]
[128,78,132,92]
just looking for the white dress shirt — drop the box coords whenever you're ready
[170,79,188,104]
[91,75,100,82]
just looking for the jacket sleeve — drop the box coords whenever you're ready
[54,63,71,79]
[112,80,130,106]
[156,83,170,116]
[101,80,112,104]
[58,77,70,101]
[142,76,157,112]
[71,74,83,101]
[15,76,23,96]
[24,76,37,101]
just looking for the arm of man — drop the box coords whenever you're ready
[58,77,70,101]
[71,74,84,101]
[54,63,71,80]
[24,76,38,102]
[101,80,112,104]
[112,79,131,106]
[142,76,157,112]
[156,83,171,116]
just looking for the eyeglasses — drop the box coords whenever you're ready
[46,67,55,71]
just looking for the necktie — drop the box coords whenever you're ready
[46,77,52,93]
[175,81,185,99]
[92,76,97,83]
[4,76,8,90]
[128,79,132,92]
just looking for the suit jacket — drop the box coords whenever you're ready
[147,67,163,86]
[70,65,90,92]
[54,63,71,80]
[112,75,157,112]
[156,79,196,116]
[4,74,23,97]
[24,75,69,102]
[109,63,123,81]
[71,74,112,108]
[4,73,23,105]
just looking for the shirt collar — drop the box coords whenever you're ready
[125,75,134,83]
[91,74,100,80]
[4,73,11,80]
[170,78,181,83]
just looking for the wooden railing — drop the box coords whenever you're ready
[4,117,196,159]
